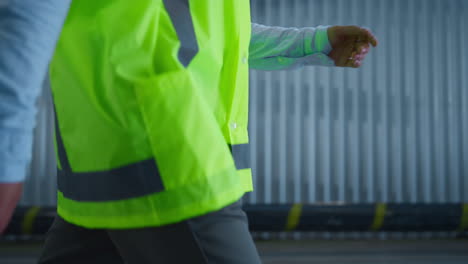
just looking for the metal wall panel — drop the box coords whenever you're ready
[20,79,56,206]
[246,0,468,206]
[20,0,468,238]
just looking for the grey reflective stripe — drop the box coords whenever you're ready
[230,144,251,170]
[163,0,199,67]
[54,110,71,172]
[54,108,164,202]
[57,159,164,202]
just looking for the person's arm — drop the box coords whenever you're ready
[249,24,378,71]
[249,23,335,70]
[0,0,71,234]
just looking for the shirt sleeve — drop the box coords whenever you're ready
[249,23,335,71]
[0,0,71,183]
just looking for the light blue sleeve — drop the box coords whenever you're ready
[249,23,335,71]
[0,0,71,183]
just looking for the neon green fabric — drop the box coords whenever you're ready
[50,0,252,228]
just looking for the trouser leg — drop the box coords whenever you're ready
[187,198,262,264]
[38,216,124,264]
[108,218,209,264]
[39,198,261,264]
[108,198,262,264]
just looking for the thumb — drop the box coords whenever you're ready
[344,26,379,47]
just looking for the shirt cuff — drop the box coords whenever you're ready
[0,160,29,183]
[304,25,333,56]
[0,130,33,183]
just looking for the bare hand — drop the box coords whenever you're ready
[0,183,23,234]
[327,26,378,68]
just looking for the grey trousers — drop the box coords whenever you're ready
[38,199,262,264]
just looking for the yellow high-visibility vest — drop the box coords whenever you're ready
[50,0,252,228]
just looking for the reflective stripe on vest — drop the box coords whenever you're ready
[230,144,250,170]
[163,0,199,67]
[55,109,251,202]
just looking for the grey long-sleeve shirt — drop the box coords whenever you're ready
[249,23,334,70]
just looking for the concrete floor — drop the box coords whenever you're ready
[1,239,467,264]
[257,240,468,264]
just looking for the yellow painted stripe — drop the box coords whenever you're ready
[21,206,40,235]
[285,203,302,231]
[458,203,468,231]
[370,203,386,231]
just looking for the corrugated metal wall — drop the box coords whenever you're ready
[246,0,468,206]
[21,0,468,231]
[21,79,56,206]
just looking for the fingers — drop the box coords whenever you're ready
[346,55,361,68]
[344,51,358,68]
[352,60,362,68]
[353,53,366,61]
[346,42,369,68]
[354,42,370,55]
[334,41,367,68]
[336,40,356,67]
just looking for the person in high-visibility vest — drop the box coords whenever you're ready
[0,0,377,263]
